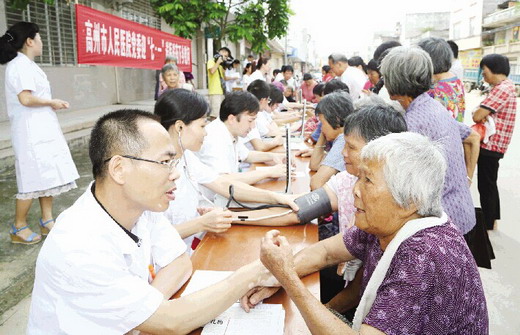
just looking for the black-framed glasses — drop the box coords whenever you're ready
[104,155,180,172]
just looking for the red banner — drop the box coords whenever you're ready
[75,4,191,72]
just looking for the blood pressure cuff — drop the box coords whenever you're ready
[294,187,332,223]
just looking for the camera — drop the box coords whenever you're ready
[213,53,234,69]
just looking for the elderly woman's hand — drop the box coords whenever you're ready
[260,230,295,279]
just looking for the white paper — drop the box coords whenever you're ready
[181,270,234,297]
[202,303,285,335]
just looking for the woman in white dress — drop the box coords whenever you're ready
[1,22,79,244]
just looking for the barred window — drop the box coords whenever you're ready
[5,0,91,66]
[121,0,161,30]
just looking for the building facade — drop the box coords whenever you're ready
[0,0,203,123]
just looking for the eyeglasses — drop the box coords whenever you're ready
[104,155,180,172]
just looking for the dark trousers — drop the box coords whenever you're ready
[477,149,503,230]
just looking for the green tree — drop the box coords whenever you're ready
[7,0,54,10]
[150,0,293,53]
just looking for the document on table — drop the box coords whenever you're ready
[201,303,285,335]
[181,270,285,335]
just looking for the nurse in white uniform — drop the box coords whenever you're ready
[1,22,79,244]
[154,89,299,252]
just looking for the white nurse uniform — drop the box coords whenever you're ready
[4,52,79,198]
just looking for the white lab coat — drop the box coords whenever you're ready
[4,53,79,194]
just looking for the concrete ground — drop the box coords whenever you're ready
[0,91,519,334]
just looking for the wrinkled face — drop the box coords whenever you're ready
[353,159,406,239]
[342,133,366,176]
[178,117,208,152]
[230,112,257,137]
[318,113,338,142]
[283,71,293,81]
[124,120,179,213]
[368,69,380,85]
[163,70,179,88]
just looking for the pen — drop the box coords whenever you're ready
[148,264,156,280]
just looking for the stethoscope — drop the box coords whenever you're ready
[178,129,294,222]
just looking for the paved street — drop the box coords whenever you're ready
[0,91,519,334]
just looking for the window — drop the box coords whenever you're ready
[469,17,477,36]
[121,0,161,30]
[453,22,462,40]
[5,0,91,66]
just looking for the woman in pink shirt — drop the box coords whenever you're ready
[300,73,318,103]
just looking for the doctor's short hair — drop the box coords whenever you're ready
[155,90,210,131]
[219,91,260,122]
[269,84,284,106]
[247,79,271,100]
[89,109,159,179]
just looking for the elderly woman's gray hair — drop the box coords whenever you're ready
[344,102,407,142]
[417,37,453,75]
[361,132,446,217]
[315,91,354,129]
[161,63,179,75]
[165,55,178,63]
[380,46,433,99]
[328,53,349,64]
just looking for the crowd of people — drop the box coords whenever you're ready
[1,20,518,334]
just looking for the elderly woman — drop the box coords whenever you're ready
[379,46,480,240]
[473,54,517,230]
[418,37,466,122]
[155,55,186,99]
[244,132,488,334]
[159,64,193,95]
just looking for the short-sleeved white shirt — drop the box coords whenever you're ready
[164,150,218,248]
[27,183,186,334]
[340,66,367,102]
[249,70,266,82]
[255,110,272,137]
[196,119,249,174]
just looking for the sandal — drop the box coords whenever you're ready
[10,224,42,245]
[39,218,55,236]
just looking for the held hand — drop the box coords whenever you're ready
[266,163,287,179]
[260,230,295,279]
[240,286,281,312]
[272,193,299,212]
[50,99,69,110]
[270,152,286,165]
[272,135,284,147]
[295,147,313,157]
[198,207,233,233]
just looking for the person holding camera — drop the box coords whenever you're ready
[207,47,234,118]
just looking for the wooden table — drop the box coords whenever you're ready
[177,152,318,335]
